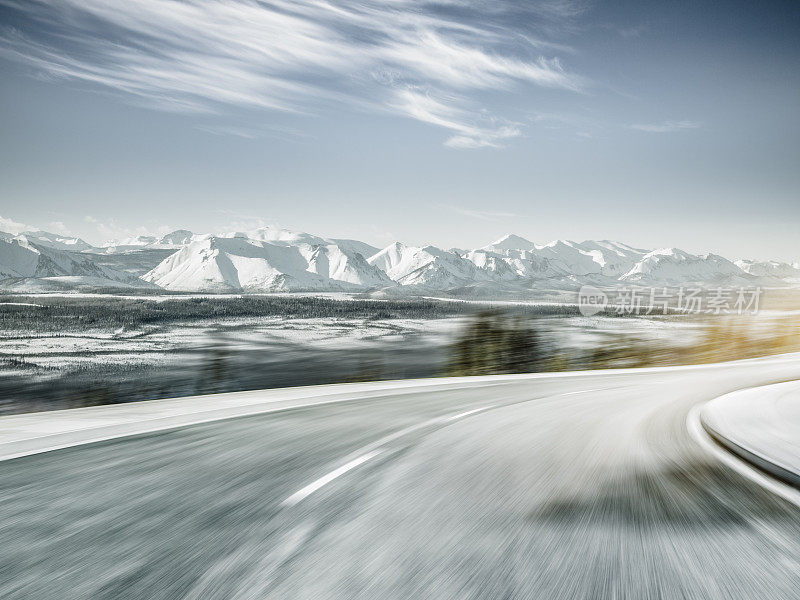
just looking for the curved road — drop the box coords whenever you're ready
[2,357,800,599]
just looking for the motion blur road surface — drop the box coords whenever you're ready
[3,357,800,599]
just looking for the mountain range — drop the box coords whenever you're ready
[0,227,798,294]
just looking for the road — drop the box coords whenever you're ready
[2,356,800,599]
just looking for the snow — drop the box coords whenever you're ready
[219,225,326,246]
[104,235,158,248]
[368,242,494,288]
[2,225,798,294]
[329,238,381,259]
[461,237,646,284]
[102,230,197,253]
[621,248,749,285]
[16,231,95,252]
[303,244,392,287]
[0,237,146,288]
[143,236,391,292]
[701,380,800,483]
[736,259,800,280]
[481,234,537,252]
[157,229,194,246]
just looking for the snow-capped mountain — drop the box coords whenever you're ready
[1,224,796,294]
[142,226,392,292]
[482,234,538,253]
[15,230,96,252]
[620,248,748,285]
[143,236,391,292]
[571,240,648,276]
[304,243,391,287]
[219,227,379,260]
[368,242,496,288]
[329,239,381,260]
[0,236,146,288]
[735,259,800,280]
[219,226,326,247]
[157,229,194,247]
[102,230,197,253]
[104,235,158,248]
[460,249,523,282]
[465,238,647,282]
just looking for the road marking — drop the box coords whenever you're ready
[561,387,605,396]
[445,406,494,421]
[282,450,384,507]
[282,404,495,506]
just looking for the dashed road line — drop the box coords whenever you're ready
[281,404,495,506]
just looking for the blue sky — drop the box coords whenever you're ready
[0,0,798,260]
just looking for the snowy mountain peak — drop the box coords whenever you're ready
[736,259,800,279]
[221,225,326,247]
[17,230,95,252]
[368,242,496,288]
[482,234,537,252]
[157,229,194,246]
[621,248,746,284]
[645,247,692,259]
[580,240,647,258]
[2,223,797,293]
[104,235,158,247]
[542,239,577,249]
[143,235,391,292]
[0,236,146,288]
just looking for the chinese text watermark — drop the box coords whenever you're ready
[578,286,762,317]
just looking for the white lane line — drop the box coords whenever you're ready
[561,387,606,396]
[341,405,495,458]
[282,404,496,507]
[281,450,384,507]
[445,406,494,421]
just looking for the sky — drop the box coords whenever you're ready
[0,0,798,260]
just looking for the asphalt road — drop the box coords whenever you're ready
[2,358,800,599]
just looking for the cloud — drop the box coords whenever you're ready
[0,215,74,238]
[84,215,172,244]
[195,125,259,140]
[45,221,71,235]
[0,0,585,148]
[209,209,271,234]
[195,123,313,142]
[393,88,521,148]
[0,214,30,235]
[629,120,701,133]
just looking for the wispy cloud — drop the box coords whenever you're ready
[393,88,522,148]
[84,215,172,244]
[195,122,315,143]
[0,0,586,148]
[629,120,701,133]
[44,220,71,235]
